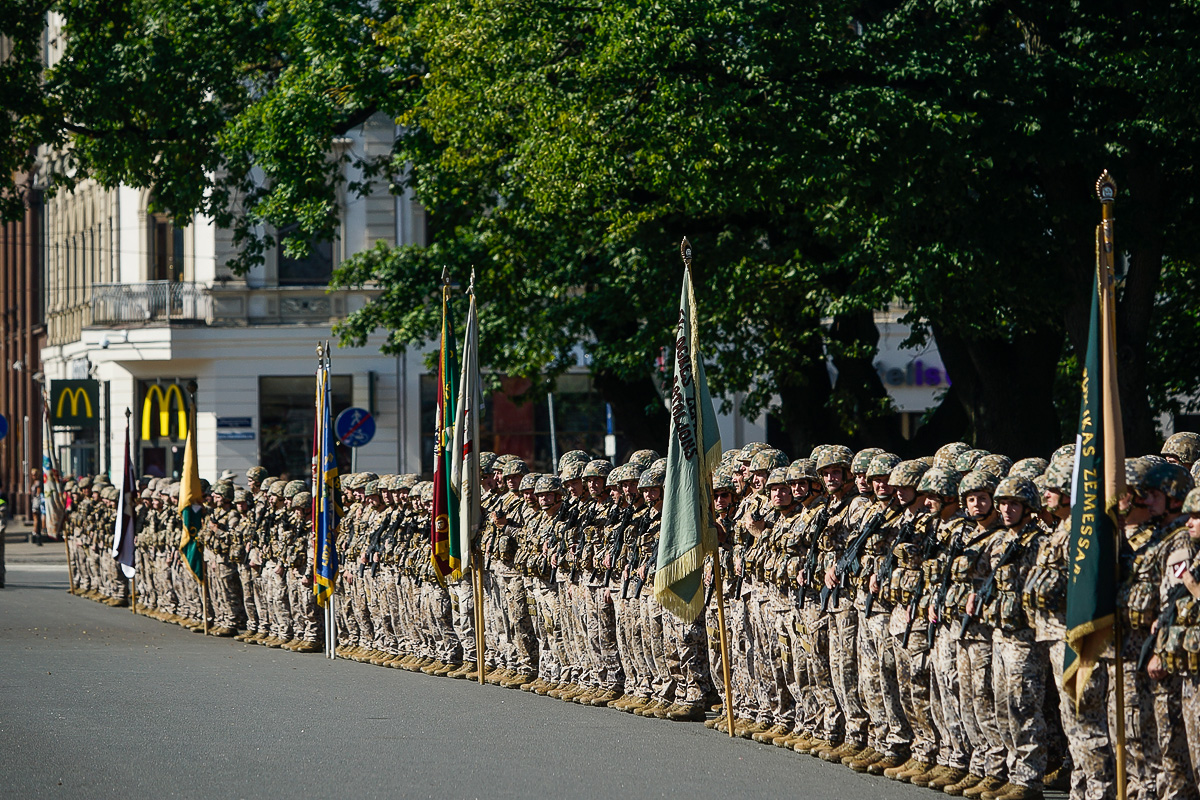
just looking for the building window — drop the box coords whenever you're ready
[150,214,185,282]
[137,379,194,479]
[420,373,609,475]
[277,223,334,286]
[259,375,352,482]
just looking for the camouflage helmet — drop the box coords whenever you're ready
[917,467,959,498]
[77,476,92,489]
[1125,457,1150,492]
[534,475,564,495]
[994,476,1041,511]
[284,479,306,499]
[712,468,737,492]
[501,458,530,478]
[738,442,770,463]
[583,459,614,479]
[1044,460,1073,493]
[816,445,854,473]
[650,457,668,473]
[787,459,819,482]
[213,482,234,500]
[851,447,886,474]
[419,482,435,504]
[233,489,250,504]
[958,470,999,503]
[362,480,380,497]
[1143,461,1195,504]
[954,449,990,473]
[560,461,586,481]
[396,474,419,491]
[627,449,662,472]
[479,452,499,473]
[719,449,741,470]
[1009,457,1049,481]
[269,480,287,497]
[621,461,646,480]
[64,480,78,492]
[933,442,972,470]
[558,450,591,472]
[765,467,790,489]
[104,487,120,501]
[1051,444,1076,466]
[888,459,930,488]
[1162,432,1200,466]
[1141,454,1169,469]
[139,488,153,500]
[1193,461,1200,486]
[291,492,312,509]
[1182,487,1200,515]
[168,482,180,499]
[638,467,666,490]
[357,472,379,486]
[605,466,624,487]
[749,449,789,473]
[246,466,268,483]
[518,473,542,493]
[974,454,1012,479]
[866,452,902,479]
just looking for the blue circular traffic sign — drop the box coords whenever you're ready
[0,413,7,441]
[335,407,375,448]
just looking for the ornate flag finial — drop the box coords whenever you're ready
[1096,170,1117,204]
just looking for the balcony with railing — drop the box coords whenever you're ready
[90,281,211,327]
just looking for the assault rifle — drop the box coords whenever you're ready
[926,530,965,648]
[620,514,652,599]
[1137,561,1200,672]
[631,537,659,598]
[820,510,885,612]
[570,504,599,583]
[548,498,577,583]
[957,534,1023,639]
[901,571,925,649]
[796,506,830,610]
[603,506,635,586]
[865,513,920,618]
[731,508,765,599]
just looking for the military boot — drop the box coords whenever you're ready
[943,773,985,797]
[847,748,883,771]
[868,754,907,775]
[926,767,968,790]
[884,758,923,780]
[962,777,1006,799]
[910,764,952,787]
[992,786,1044,800]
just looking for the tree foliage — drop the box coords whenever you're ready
[4,0,1200,456]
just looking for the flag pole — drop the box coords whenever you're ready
[125,407,137,615]
[474,550,486,684]
[327,343,338,660]
[1097,172,1127,800]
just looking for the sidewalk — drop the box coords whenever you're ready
[3,518,67,565]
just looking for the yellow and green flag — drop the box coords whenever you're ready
[177,387,204,584]
[654,240,722,622]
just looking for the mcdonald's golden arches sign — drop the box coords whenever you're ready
[141,382,190,441]
[51,380,101,427]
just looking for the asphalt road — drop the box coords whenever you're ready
[2,561,942,800]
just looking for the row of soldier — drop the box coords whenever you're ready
[64,433,1200,800]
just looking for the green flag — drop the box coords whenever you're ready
[1063,173,1125,704]
[654,242,722,622]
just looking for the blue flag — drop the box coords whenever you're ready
[313,356,340,607]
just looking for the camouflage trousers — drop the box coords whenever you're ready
[753,587,795,727]
[237,564,259,634]
[797,603,839,739]
[287,569,320,643]
[614,594,646,696]
[265,564,292,640]
[859,607,910,758]
[895,620,938,764]
[1150,672,1199,800]
[556,578,589,686]
[493,567,536,674]
[659,599,711,708]
[448,577,476,664]
[1048,640,1114,800]
[636,591,670,699]
[207,558,241,631]
[175,558,202,620]
[958,631,1007,778]
[1182,673,1200,788]
[931,626,971,770]
[829,603,868,745]
[991,630,1047,789]
[421,581,459,664]
[526,577,562,683]
[364,571,393,651]
[479,570,503,668]
[589,585,624,691]
[726,591,761,722]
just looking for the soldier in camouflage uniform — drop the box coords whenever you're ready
[202,482,241,636]
[284,489,321,653]
[1164,486,1200,788]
